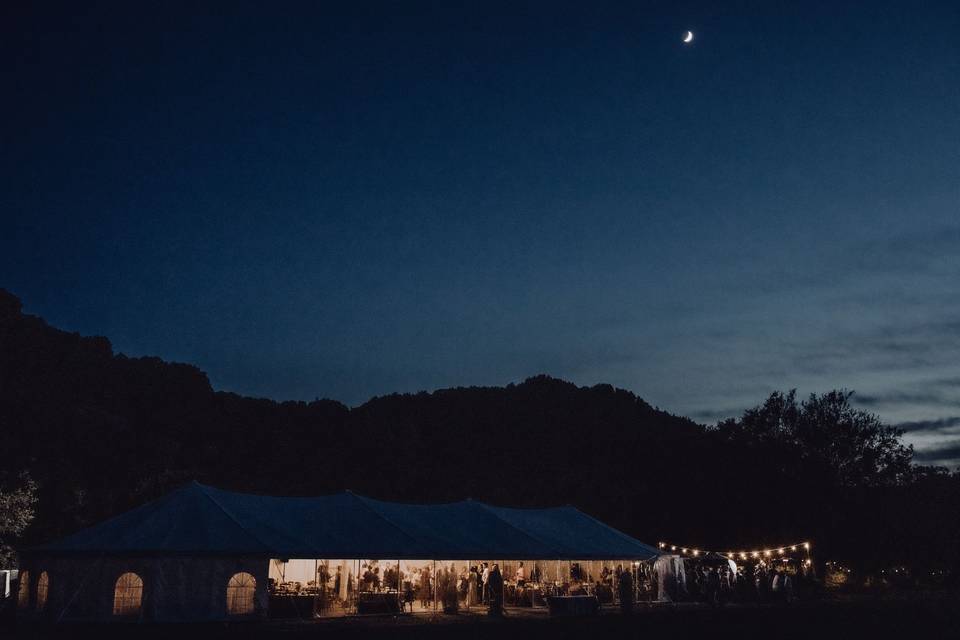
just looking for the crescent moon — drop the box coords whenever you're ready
[683,31,694,43]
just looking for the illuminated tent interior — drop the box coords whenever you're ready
[20,482,658,622]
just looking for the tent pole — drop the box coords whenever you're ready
[397,559,401,612]
[433,560,437,615]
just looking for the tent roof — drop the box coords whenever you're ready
[34,482,659,560]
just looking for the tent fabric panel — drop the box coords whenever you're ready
[34,482,659,560]
[484,505,659,560]
[19,555,269,622]
[353,496,553,559]
[203,487,431,558]
[36,484,273,555]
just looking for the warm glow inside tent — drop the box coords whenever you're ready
[22,482,658,622]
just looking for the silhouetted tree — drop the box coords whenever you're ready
[0,472,37,568]
[717,390,913,488]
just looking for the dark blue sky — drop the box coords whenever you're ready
[3,1,959,466]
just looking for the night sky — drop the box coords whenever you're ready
[3,2,959,466]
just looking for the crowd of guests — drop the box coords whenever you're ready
[396,562,510,614]
[685,561,813,605]
[434,562,507,615]
[467,562,505,612]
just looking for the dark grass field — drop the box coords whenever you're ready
[5,594,960,640]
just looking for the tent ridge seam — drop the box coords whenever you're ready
[195,485,274,553]
[472,501,563,557]
[568,507,660,559]
[347,493,425,551]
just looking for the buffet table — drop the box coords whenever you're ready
[268,594,318,619]
[357,591,402,615]
[547,595,600,617]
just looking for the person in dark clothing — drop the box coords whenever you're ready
[473,564,482,602]
[755,565,770,604]
[487,564,504,617]
[618,567,634,615]
[706,567,721,607]
[418,567,433,609]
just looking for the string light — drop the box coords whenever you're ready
[657,539,814,561]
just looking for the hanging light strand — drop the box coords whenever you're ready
[657,540,812,562]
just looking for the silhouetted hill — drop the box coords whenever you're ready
[2,288,958,575]
[0,289,707,541]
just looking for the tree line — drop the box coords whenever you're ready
[0,288,957,580]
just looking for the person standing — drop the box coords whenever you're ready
[418,566,433,610]
[515,561,525,586]
[706,567,721,607]
[618,567,634,615]
[771,569,782,603]
[467,566,478,608]
[475,564,483,602]
[481,563,491,603]
[487,564,504,617]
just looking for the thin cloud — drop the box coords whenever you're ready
[896,417,960,434]
[854,391,955,409]
[912,442,960,466]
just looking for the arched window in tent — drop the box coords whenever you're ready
[16,571,30,609]
[113,572,144,617]
[36,572,49,611]
[226,572,256,615]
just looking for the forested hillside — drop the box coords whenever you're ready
[1,289,957,576]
